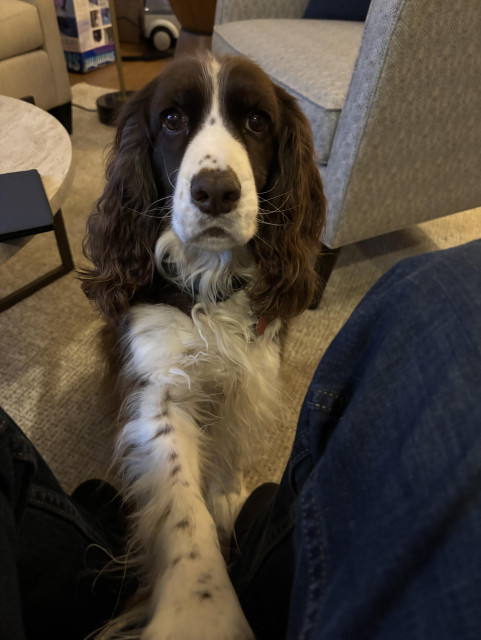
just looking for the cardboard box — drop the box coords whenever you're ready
[55,0,116,73]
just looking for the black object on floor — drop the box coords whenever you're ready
[96,91,136,126]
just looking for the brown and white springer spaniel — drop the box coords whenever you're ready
[80,53,325,639]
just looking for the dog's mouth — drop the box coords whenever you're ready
[201,227,228,238]
[190,226,237,251]
[192,226,231,242]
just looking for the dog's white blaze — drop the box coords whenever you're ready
[172,56,258,251]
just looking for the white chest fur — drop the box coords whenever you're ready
[121,290,282,480]
[106,293,281,640]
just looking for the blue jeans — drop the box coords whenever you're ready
[2,240,481,639]
[231,240,481,639]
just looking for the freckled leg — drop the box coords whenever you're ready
[117,389,254,640]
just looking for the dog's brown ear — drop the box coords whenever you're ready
[250,85,326,320]
[79,84,162,326]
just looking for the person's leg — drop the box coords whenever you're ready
[230,240,481,640]
[0,408,136,640]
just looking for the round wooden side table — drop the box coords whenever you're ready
[0,95,74,310]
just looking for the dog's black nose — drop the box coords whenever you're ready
[190,168,241,216]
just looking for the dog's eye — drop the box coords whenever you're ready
[163,110,187,133]
[246,112,268,134]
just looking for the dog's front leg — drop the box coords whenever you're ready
[118,390,254,640]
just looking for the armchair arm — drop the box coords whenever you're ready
[215,0,309,25]
[24,0,71,105]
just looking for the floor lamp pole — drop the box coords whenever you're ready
[96,0,133,125]
[108,0,127,100]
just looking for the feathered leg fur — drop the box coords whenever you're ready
[97,293,282,639]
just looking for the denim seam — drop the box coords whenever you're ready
[307,389,340,412]
[290,446,311,468]
[10,445,35,462]
[298,482,326,640]
[307,402,333,410]
[310,390,340,399]
[311,486,327,636]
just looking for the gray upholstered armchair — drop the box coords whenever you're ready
[213,0,481,281]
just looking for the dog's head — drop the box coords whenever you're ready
[81,54,325,325]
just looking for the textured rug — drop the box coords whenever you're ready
[1,82,480,495]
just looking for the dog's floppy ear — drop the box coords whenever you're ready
[80,82,163,326]
[250,85,326,320]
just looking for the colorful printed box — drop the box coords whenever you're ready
[55,0,116,73]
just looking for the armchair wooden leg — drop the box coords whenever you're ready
[309,245,340,310]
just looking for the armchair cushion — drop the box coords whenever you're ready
[213,19,363,164]
[0,0,44,61]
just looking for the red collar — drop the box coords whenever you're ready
[256,315,270,335]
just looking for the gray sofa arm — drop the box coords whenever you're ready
[215,0,309,25]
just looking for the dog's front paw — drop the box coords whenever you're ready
[142,577,254,640]
[142,614,254,640]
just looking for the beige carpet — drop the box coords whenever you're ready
[1,82,480,495]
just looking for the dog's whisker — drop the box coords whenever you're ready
[145,195,174,208]
[258,207,292,222]
[262,192,293,212]
[259,187,292,201]
[258,206,292,219]
[141,196,174,214]
[169,167,180,182]
[253,231,275,249]
[259,199,296,218]
[128,206,172,219]
[161,147,177,190]
[258,176,281,195]
[257,218,289,227]
[259,188,292,203]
